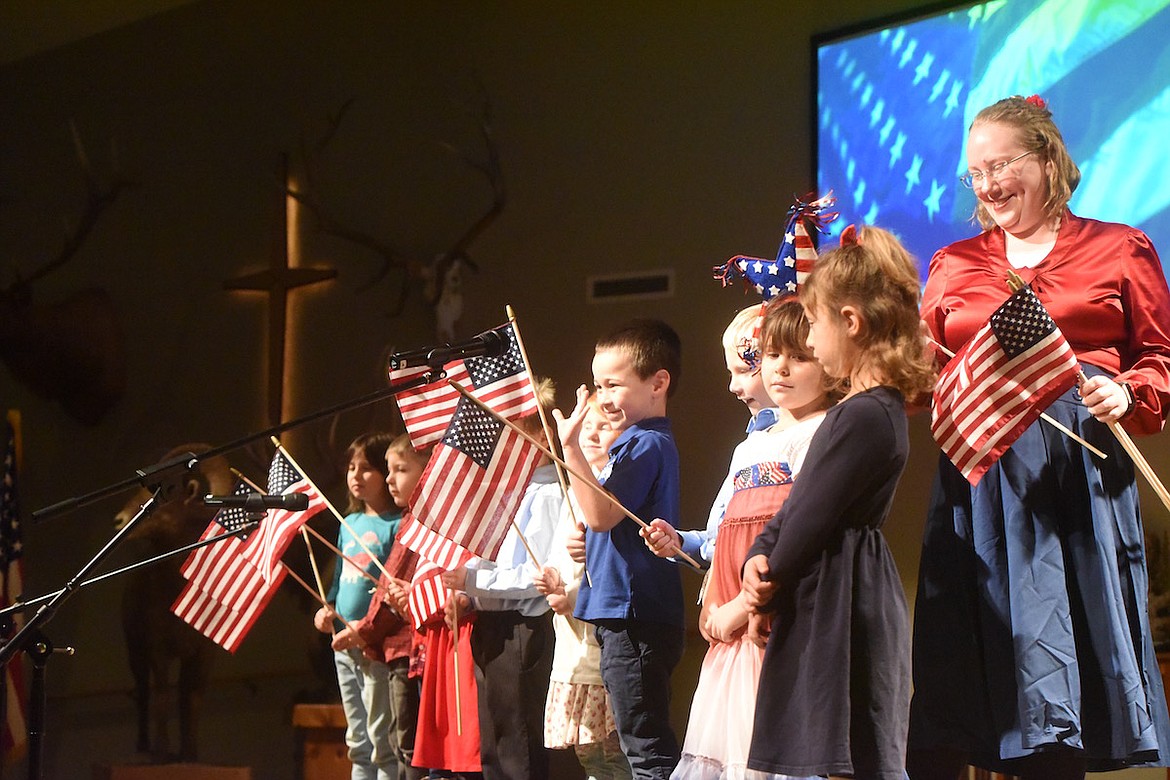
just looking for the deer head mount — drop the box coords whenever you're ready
[0,123,133,424]
[288,89,505,341]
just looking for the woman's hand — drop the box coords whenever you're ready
[1079,375,1132,424]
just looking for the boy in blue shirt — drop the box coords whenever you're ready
[554,318,684,780]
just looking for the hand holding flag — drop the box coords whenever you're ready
[931,283,1080,484]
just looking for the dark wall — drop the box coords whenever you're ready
[4,2,1167,777]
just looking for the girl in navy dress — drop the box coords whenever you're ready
[742,226,936,780]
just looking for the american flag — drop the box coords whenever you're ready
[240,448,328,581]
[1,414,27,761]
[172,479,286,652]
[397,513,473,573]
[407,558,450,630]
[390,362,472,450]
[390,323,537,450]
[407,399,543,566]
[171,565,286,654]
[931,285,1080,484]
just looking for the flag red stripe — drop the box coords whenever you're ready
[931,309,1078,484]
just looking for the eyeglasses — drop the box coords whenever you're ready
[959,150,1035,189]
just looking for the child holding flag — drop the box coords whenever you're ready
[311,432,400,780]
[554,318,685,779]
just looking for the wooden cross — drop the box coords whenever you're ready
[224,154,336,426]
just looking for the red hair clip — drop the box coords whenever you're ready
[1025,94,1047,109]
[840,224,860,247]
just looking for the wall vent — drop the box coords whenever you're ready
[587,269,674,303]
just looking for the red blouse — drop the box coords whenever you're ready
[921,212,1170,435]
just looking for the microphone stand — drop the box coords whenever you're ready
[31,364,448,523]
[2,361,449,779]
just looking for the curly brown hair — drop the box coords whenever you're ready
[800,226,936,399]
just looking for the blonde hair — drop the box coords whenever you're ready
[969,96,1080,230]
[721,305,763,353]
[386,433,432,466]
[519,376,556,437]
[801,226,936,399]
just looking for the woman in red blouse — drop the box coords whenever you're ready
[908,95,1170,780]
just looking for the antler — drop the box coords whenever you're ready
[428,87,506,290]
[288,88,506,320]
[287,99,422,316]
[2,121,133,304]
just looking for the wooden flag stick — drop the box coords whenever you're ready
[301,527,330,602]
[232,467,382,589]
[270,437,396,584]
[449,586,463,736]
[284,562,365,648]
[1003,273,1170,515]
[1103,415,1170,514]
[448,379,704,570]
[506,304,579,573]
[926,338,1107,460]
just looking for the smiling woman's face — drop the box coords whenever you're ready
[966,121,1052,240]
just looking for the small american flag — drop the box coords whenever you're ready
[172,479,281,652]
[171,563,286,653]
[931,284,1080,484]
[240,448,328,581]
[390,323,537,450]
[397,513,473,573]
[407,559,450,630]
[1,414,27,761]
[407,400,543,565]
[391,362,472,450]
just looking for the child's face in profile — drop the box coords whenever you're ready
[579,406,622,473]
[761,339,829,419]
[384,448,426,509]
[724,346,769,415]
[590,347,666,428]
[804,303,853,379]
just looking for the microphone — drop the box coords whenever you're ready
[203,492,310,511]
[389,328,506,370]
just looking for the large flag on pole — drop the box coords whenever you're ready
[931,284,1079,484]
[1,413,27,763]
[172,479,288,653]
[389,323,538,450]
[240,447,328,581]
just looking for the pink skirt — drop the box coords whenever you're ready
[673,636,763,780]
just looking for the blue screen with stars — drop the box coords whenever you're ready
[815,0,1170,280]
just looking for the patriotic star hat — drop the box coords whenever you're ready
[712,192,838,368]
